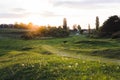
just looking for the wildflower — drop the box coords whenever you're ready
[102,64,105,67]
[21,64,25,67]
[75,63,78,66]
[82,61,85,64]
[116,66,119,70]
[31,65,34,67]
[68,65,72,68]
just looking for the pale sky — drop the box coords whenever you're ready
[0,0,120,29]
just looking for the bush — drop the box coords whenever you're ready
[38,27,69,38]
[21,33,34,40]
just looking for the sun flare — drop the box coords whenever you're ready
[0,0,120,29]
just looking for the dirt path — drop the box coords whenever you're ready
[42,45,120,65]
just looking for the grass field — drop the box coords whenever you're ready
[0,34,120,80]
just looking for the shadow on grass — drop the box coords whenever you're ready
[75,40,111,45]
[91,49,120,59]
[73,40,119,48]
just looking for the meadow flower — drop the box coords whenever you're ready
[68,65,72,68]
[75,63,78,66]
[102,64,105,67]
[116,66,119,70]
[82,61,85,64]
[21,64,25,67]
[31,65,34,67]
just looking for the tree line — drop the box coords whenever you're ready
[0,15,120,39]
[21,26,69,39]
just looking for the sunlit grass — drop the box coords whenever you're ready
[0,35,120,80]
[0,50,120,80]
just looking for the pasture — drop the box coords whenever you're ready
[0,29,120,80]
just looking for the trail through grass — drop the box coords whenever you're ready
[42,45,120,65]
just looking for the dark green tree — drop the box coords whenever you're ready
[63,18,67,30]
[88,24,91,34]
[99,15,120,37]
[96,16,99,31]
[77,25,82,34]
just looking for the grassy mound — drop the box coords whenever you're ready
[92,49,120,59]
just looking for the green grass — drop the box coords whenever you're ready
[0,35,120,80]
[55,36,120,60]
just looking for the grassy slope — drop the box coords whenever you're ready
[0,36,120,80]
[54,36,120,60]
[42,45,120,65]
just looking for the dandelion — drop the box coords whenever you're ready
[116,66,119,70]
[31,65,34,67]
[68,65,72,68]
[82,61,85,64]
[75,63,78,66]
[102,64,105,67]
[21,64,25,67]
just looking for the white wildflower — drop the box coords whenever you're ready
[82,61,85,64]
[31,65,34,67]
[21,64,25,67]
[68,65,72,68]
[75,63,78,66]
[116,66,119,69]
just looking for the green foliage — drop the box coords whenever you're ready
[20,26,70,39]
[77,25,83,34]
[96,16,99,31]
[0,28,28,39]
[21,32,34,40]
[37,27,69,38]
[99,15,120,37]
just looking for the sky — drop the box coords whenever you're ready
[0,0,120,29]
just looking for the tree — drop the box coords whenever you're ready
[99,15,120,37]
[77,25,82,34]
[96,16,99,31]
[88,24,91,34]
[63,18,67,30]
[73,24,77,32]
[28,22,33,29]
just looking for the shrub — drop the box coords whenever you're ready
[21,33,34,40]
